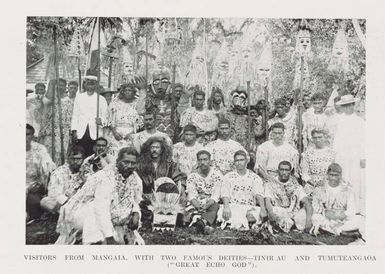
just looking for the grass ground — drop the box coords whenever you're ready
[26,214,360,245]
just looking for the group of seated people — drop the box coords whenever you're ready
[26,116,365,245]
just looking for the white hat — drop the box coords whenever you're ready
[84,75,98,81]
[336,94,359,106]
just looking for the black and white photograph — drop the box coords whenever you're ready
[25,16,367,246]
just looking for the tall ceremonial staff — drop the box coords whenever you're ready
[263,80,269,141]
[53,24,65,165]
[246,81,252,151]
[297,56,305,154]
[96,17,101,138]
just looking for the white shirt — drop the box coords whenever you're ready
[71,92,108,140]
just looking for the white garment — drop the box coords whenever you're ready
[255,140,299,176]
[71,92,108,139]
[333,113,365,213]
[205,139,248,174]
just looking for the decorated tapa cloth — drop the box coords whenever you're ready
[264,176,308,232]
[205,139,249,175]
[300,147,336,196]
[255,140,299,177]
[26,141,56,191]
[105,98,143,156]
[172,142,204,176]
[39,96,73,165]
[180,107,219,145]
[216,170,264,230]
[151,177,183,231]
[40,163,85,212]
[55,166,142,244]
[185,168,223,223]
[311,181,364,236]
[224,110,251,149]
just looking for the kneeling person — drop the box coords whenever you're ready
[186,150,223,232]
[218,150,267,230]
[41,146,86,213]
[265,161,313,233]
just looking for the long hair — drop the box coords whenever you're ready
[138,136,172,175]
[208,87,226,110]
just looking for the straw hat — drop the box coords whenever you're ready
[335,94,359,106]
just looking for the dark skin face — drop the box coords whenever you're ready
[116,153,137,178]
[197,153,211,172]
[35,86,45,97]
[213,92,222,105]
[184,131,196,145]
[218,123,231,140]
[150,142,162,160]
[327,170,342,187]
[312,99,325,113]
[275,104,286,117]
[94,140,108,156]
[85,80,97,95]
[121,88,136,101]
[57,81,67,97]
[143,114,156,130]
[68,84,78,98]
[194,94,205,111]
[278,163,292,183]
[68,152,84,173]
[271,127,284,145]
[234,154,247,172]
[303,96,311,109]
[312,132,325,149]
[174,87,183,100]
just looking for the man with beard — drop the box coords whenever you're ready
[137,137,187,226]
[55,147,143,245]
[82,137,115,174]
[268,98,297,146]
[180,88,218,145]
[208,87,227,118]
[265,161,313,233]
[217,150,266,230]
[40,146,87,213]
[26,124,56,223]
[205,118,248,175]
[71,75,108,157]
[132,111,172,153]
[186,150,222,233]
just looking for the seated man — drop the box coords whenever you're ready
[40,146,87,213]
[137,136,187,227]
[186,150,223,233]
[265,161,313,233]
[55,147,142,245]
[311,163,365,241]
[217,150,267,230]
[82,137,115,174]
[26,124,56,223]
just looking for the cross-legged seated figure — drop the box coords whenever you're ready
[185,150,223,233]
[311,163,365,241]
[265,161,313,233]
[40,146,87,213]
[217,150,267,230]
[55,147,142,245]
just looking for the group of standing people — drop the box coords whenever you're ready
[26,67,366,244]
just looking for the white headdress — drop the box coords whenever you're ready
[328,28,349,74]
